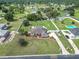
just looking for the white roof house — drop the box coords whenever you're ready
[0,30,9,37]
[62,28,79,39]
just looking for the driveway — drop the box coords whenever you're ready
[49,32,69,55]
[61,30,79,54]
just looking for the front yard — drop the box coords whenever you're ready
[57,32,75,54]
[73,39,79,49]
[0,35,60,56]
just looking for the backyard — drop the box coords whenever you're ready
[54,18,79,30]
[20,20,57,32]
[0,35,60,56]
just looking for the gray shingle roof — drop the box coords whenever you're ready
[30,26,47,34]
[29,26,48,37]
[70,28,79,35]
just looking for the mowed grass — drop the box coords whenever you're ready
[31,20,56,30]
[73,39,79,49]
[20,20,56,32]
[54,20,68,30]
[54,18,79,30]
[0,35,60,56]
[74,8,79,18]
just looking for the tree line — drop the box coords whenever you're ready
[0,0,79,5]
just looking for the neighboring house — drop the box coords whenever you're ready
[28,26,48,38]
[0,24,8,30]
[62,28,79,39]
[0,23,9,42]
[70,28,79,39]
[62,30,75,39]
[0,29,9,42]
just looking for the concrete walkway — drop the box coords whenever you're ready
[50,20,59,30]
[50,32,69,55]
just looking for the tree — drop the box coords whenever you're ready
[18,38,28,47]
[27,13,40,21]
[65,7,75,16]
[23,20,30,26]
[2,7,8,13]
[45,7,60,19]
[18,5,25,13]
[72,21,75,24]
[4,11,14,21]
[61,20,64,24]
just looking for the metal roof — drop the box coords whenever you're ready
[0,24,5,29]
[0,29,8,36]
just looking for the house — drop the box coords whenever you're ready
[70,28,79,39]
[0,29,9,41]
[0,24,8,30]
[28,26,48,38]
[62,28,79,39]
[62,30,75,39]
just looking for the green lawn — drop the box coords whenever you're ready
[74,8,79,18]
[73,39,79,49]
[20,20,56,32]
[54,18,79,30]
[54,20,68,30]
[0,35,60,56]
[31,20,56,30]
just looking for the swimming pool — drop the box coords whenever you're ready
[66,25,77,29]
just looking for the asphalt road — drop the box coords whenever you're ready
[0,55,79,59]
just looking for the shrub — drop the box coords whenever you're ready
[18,38,28,47]
[23,20,30,26]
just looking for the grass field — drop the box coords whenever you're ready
[74,8,79,18]
[0,35,60,56]
[20,20,57,32]
[73,39,79,49]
